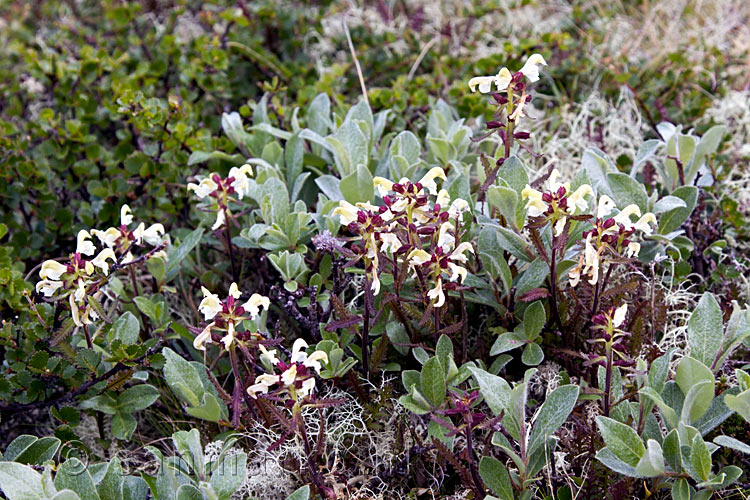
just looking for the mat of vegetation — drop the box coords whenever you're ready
[1,1,750,499]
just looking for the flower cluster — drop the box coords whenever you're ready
[187,164,254,230]
[333,167,472,308]
[585,304,634,368]
[193,282,270,351]
[521,169,594,236]
[468,53,546,122]
[568,196,657,287]
[36,205,166,327]
[91,205,165,260]
[247,338,328,400]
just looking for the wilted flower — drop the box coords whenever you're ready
[586,304,634,369]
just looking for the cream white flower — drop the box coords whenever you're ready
[133,223,165,246]
[518,54,547,83]
[280,363,298,387]
[40,260,68,281]
[92,227,120,248]
[449,242,474,263]
[437,222,455,250]
[419,167,447,196]
[468,75,496,94]
[258,344,278,365]
[379,232,402,255]
[521,186,547,217]
[228,164,254,199]
[614,205,657,235]
[228,282,242,299]
[36,279,63,297]
[91,248,116,275]
[428,277,446,308]
[198,286,222,321]
[212,209,226,230]
[242,293,270,319]
[448,198,470,219]
[612,304,628,328]
[332,200,360,225]
[187,177,218,199]
[193,322,215,351]
[569,234,601,287]
[221,321,236,350]
[448,262,467,283]
[597,195,617,219]
[625,241,641,258]
[76,230,96,256]
[247,373,281,398]
[120,205,134,226]
[373,177,395,198]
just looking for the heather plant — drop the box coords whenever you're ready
[3,3,750,500]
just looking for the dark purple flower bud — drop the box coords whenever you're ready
[542,192,554,203]
[514,131,531,140]
[487,120,504,129]
[357,211,367,224]
[511,72,524,84]
[556,186,567,198]
[613,359,635,367]
[495,157,506,167]
[379,205,388,214]
[592,313,608,326]
[525,94,532,103]
[415,182,423,193]
[491,93,509,105]
[603,218,616,229]
[393,183,404,193]
[439,211,450,223]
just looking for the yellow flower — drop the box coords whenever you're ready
[133,223,165,246]
[92,227,120,248]
[247,373,281,398]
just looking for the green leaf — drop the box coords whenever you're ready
[209,452,246,500]
[521,342,544,366]
[118,384,160,413]
[634,439,665,477]
[187,151,245,166]
[109,312,140,345]
[595,447,642,478]
[339,163,374,204]
[690,434,711,482]
[724,389,750,423]
[523,301,546,340]
[286,485,310,500]
[111,412,136,441]
[663,429,682,472]
[468,366,511,416]
[435,335,454,377]
[714,435,750,454]
[490,332,525,355]
[185,393,224,422]
[420,357,446,407]
[479,457,514,500]
[607,172,648,212]
[11,436,61,465]
[55,459,101,500]
[681,380,714,424]
[97,458,123,500]
[487,186,519,229]
[659,185,697,234]
[0,462,44,500]
[596,416,645,467]
[671,479,691,500]
[172,429,205,479]
[165,228,203,281]
[687,293,723,369]
[528,385,579,455]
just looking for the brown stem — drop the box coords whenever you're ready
[465,424,485,498]
[82,323,94,349]
[362,273,371,379]
[223,209,238,282]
